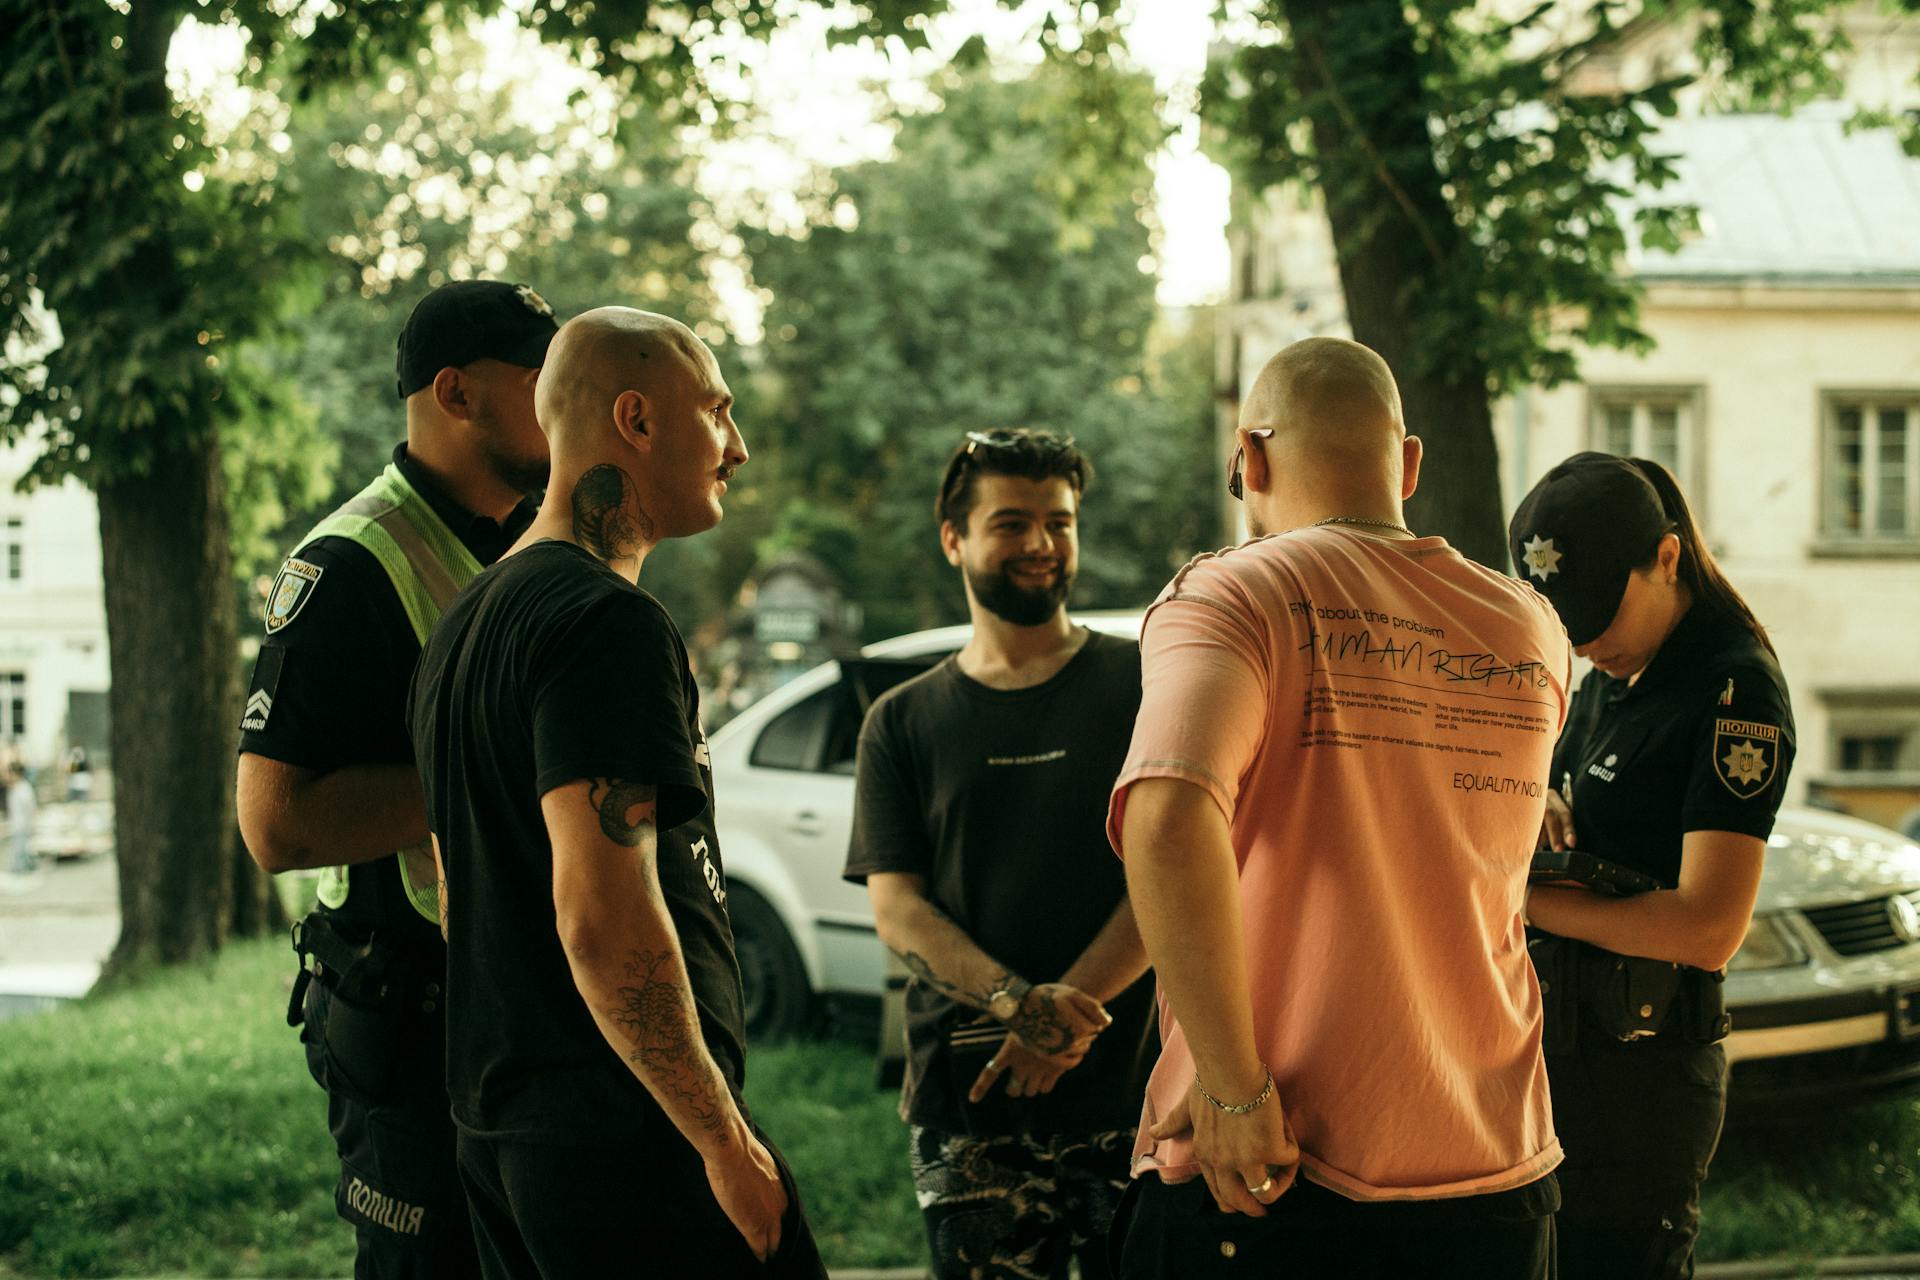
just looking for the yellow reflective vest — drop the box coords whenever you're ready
[298,464,482,924]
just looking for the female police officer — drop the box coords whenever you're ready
[1509,452,1794,1280]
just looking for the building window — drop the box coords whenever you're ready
[3,517,21,584]
[1589,389,1700,496]
[1824,395,1918,544]
[1,672,23,742]
[1839,733,1905,774]
[1826,693,1920,782]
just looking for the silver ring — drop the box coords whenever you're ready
[986,1058,1000,1071]
[1246,1175,1274,1196]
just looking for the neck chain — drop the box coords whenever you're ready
[1312,515,1414,537]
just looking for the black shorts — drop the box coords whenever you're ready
[1112,1171,1559,1280]
[456,1125,826,1280]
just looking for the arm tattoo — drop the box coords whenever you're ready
[571,464,654,564]
[610,949,728,1134]
[894,948,961,998]
[887,896,1029,1008]
[586,778,656,847]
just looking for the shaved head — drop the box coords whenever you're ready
[514,304,745,569]
[535,307,706,449]
[1234,337,1420,536]
[1244,336,1403,454]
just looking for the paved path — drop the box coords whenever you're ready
[0,851,116,1011]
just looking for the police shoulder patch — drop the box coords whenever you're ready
[1713,717,1780,798]
[264,558,324,634]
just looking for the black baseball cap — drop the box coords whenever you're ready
[395,280,560,399]
[1508,452,1671,647]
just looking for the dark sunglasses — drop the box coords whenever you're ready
[1227,429,1275,501]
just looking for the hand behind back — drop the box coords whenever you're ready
[705,1131,787,1262]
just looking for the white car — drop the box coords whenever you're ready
[712,618,1920,1119]
[707,614,1140,1039]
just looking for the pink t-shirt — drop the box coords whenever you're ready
[1108,527,1572,1202]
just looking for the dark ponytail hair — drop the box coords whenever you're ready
[1627,457,1774,656]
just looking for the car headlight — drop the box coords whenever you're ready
[1726,914,1809,972]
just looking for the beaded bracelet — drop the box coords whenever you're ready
[1195,1066,1274,1115]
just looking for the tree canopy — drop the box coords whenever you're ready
[747,58,1215,638]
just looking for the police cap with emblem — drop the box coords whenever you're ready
[1507,451,1670,647]
[395,279,559,399]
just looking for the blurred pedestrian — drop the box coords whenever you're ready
[64,746,92,803]
[7,760,35,875]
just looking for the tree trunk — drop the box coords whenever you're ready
[1282,0,1511,570]
[229,831,287,939]
[97,436,241,981]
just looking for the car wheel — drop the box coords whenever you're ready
[730,883,814,1042]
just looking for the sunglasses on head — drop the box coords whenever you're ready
[1227,429,1276,501]
[964,429,1076,456]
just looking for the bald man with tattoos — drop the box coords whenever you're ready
[407,307,825,1279]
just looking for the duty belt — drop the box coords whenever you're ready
[286,911,423,1028]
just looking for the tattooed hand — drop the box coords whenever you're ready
[1002,982,1111,1056]
[968,1030,1090,1103]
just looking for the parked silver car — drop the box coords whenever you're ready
[711,619,1920,1117]
[1723,807,1920,1112]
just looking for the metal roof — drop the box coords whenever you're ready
[1630,102,1920,283]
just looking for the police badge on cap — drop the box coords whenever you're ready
[395,279,560,399]
[1507,453,1669,647]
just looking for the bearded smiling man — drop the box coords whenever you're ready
[844,428,1156,1280]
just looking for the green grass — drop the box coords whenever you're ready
[0,937,918,1278]
[6,937,1918,1276]
[1703,1100,1920,1263]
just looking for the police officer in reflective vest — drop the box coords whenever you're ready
[238,279,559,1278]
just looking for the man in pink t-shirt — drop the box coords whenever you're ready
[1107,338,1572,1279]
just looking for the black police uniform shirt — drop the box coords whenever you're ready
[843,630,1156,1138]
[407,539,745,1145]
[1549,604,1796,889]
[238,445,535,949]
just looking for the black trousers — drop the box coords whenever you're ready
[457,1125,827,1280]
[1112,1173,1557,1279]
[1547,1038,1727,1280]
[302,980,477,1280]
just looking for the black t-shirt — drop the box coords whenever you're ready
[843,630,1155,1137]
[238,444,534,947]
[1549,605,1796,888]
[408,539,745,1144]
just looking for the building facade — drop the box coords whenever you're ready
[0,438,111,774]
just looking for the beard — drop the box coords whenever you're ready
[489,450,551,496]
[472,400,551,496]
[965,557,1073,627]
